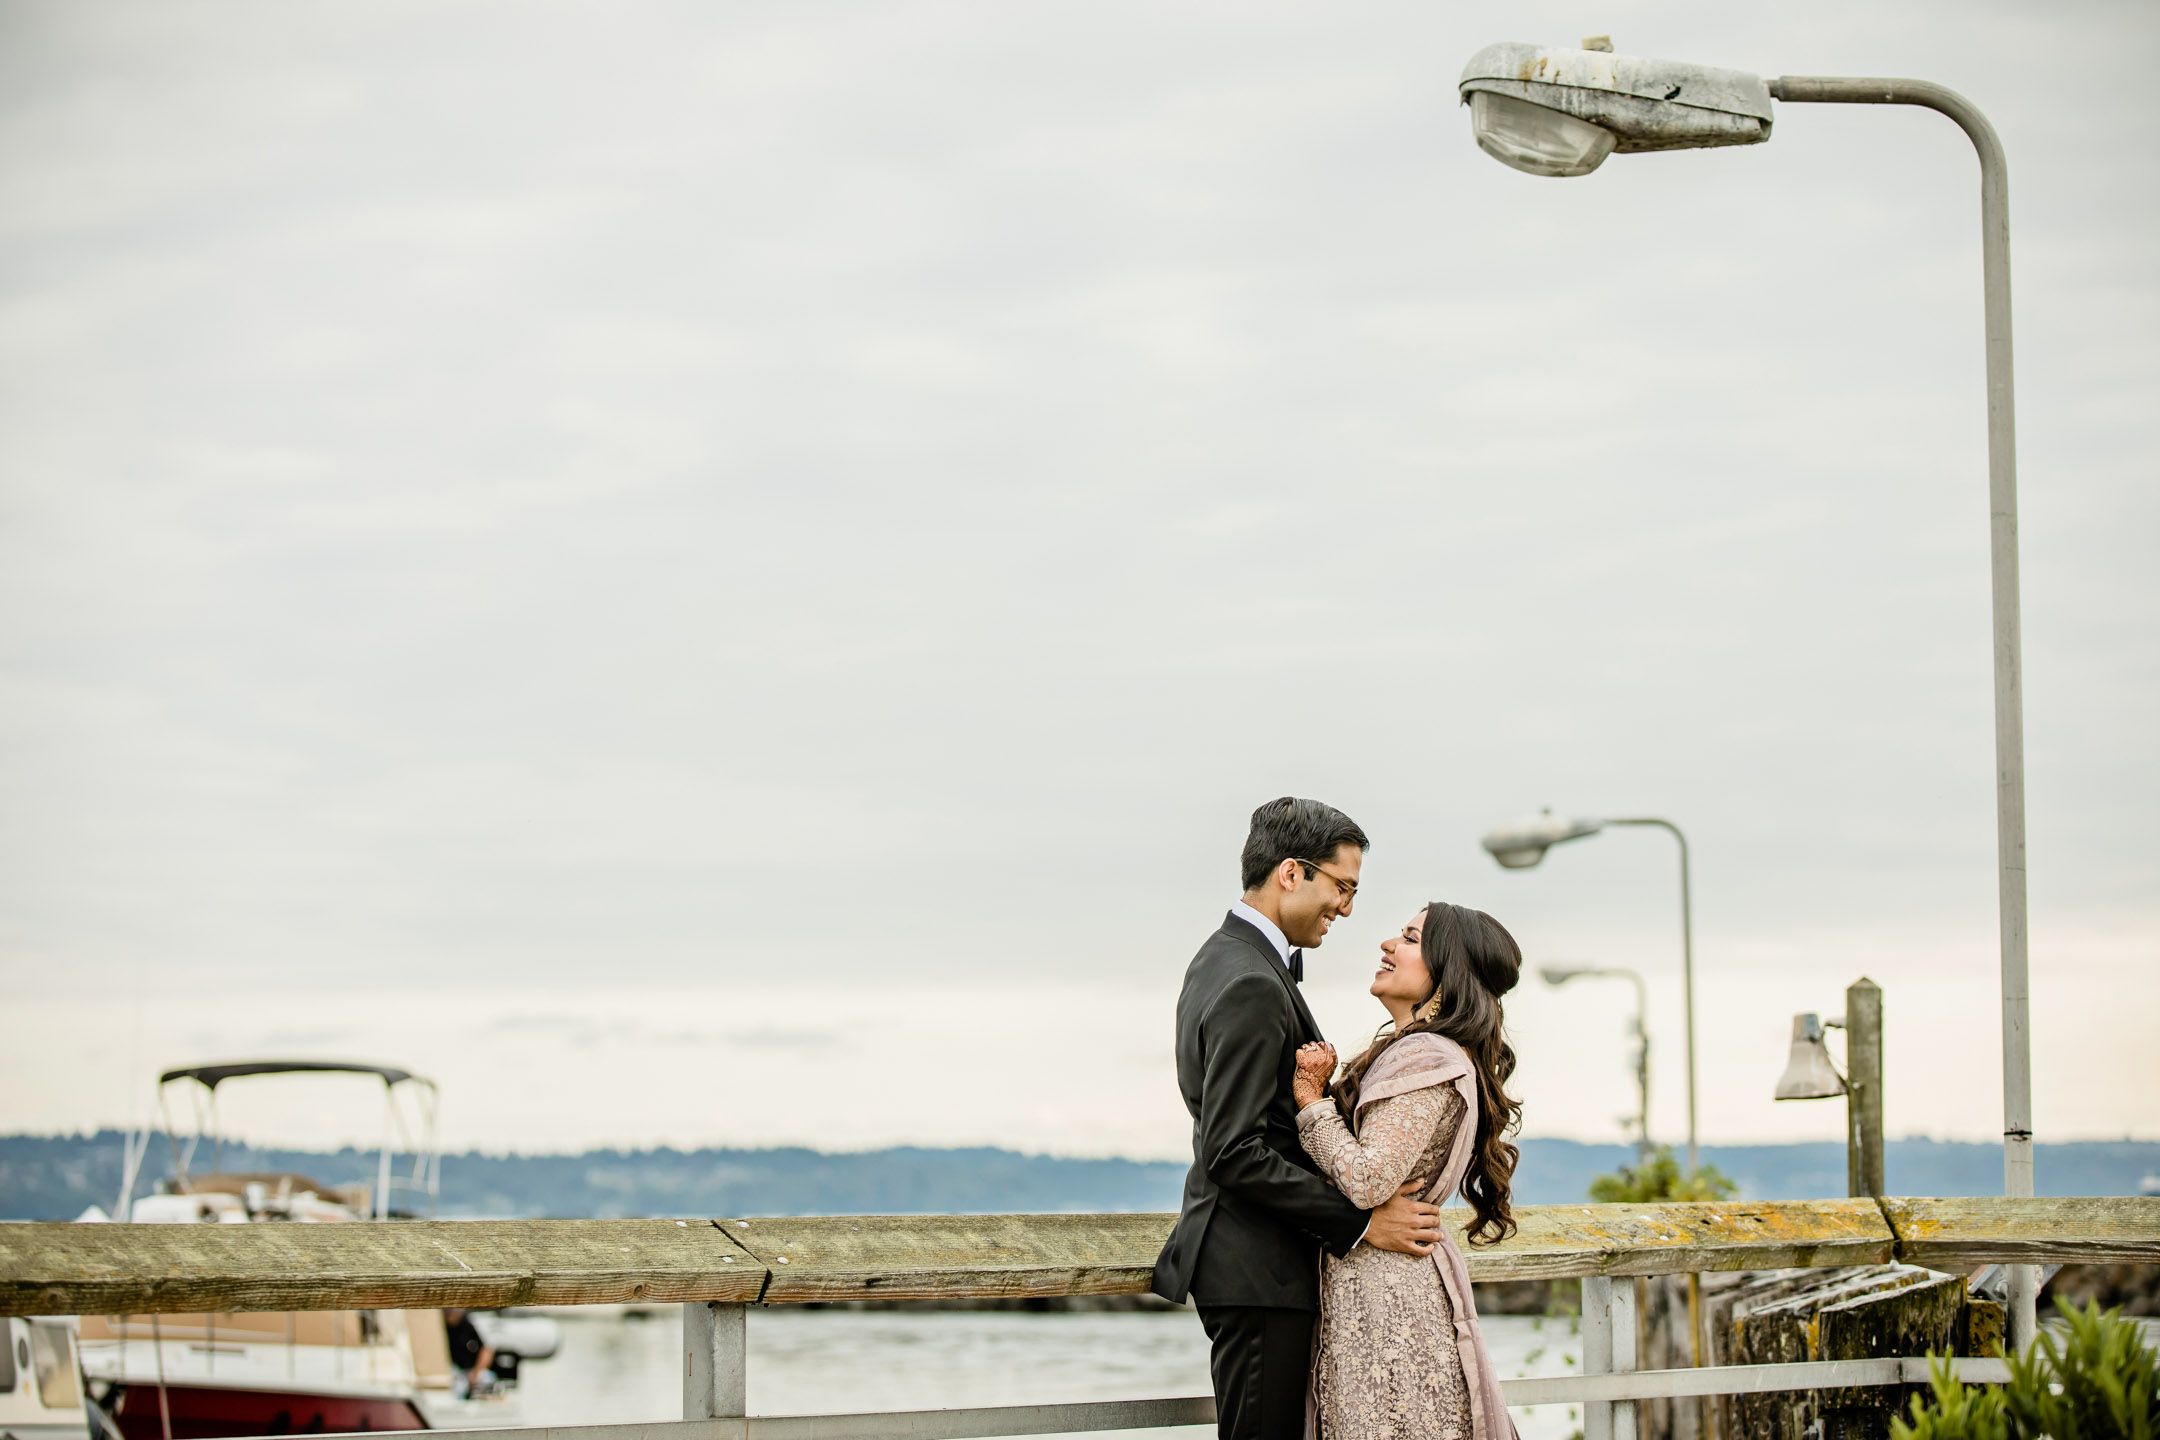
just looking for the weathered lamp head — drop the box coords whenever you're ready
[1459,39,1775,177]
[1774,1012,1847,1100]
[1480,809,1606,869]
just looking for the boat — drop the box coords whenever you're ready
[76,1061,460,1439]
[4,1316,96,1440]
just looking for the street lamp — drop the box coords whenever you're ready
[1775,980,1887,1200]
[1542,965,1651,1163]
[1505,819,1705,1380]
[1481,810,1698,1175]
[1461,40,1772,178]
[1459,38,2037,1350]
[1773,1013,1846,1101]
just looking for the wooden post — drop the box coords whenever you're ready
[1611,1277,1639,1440]
[1846,979,1885,1198]
[1687,1272,1714,1440]
[684,1301,746,1424]
[1580,1275,1640,1440]
[1582,1277,1614,1440]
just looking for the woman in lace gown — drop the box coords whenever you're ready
[1291,902,1526,1440]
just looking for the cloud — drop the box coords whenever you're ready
[0,0,2153,1152]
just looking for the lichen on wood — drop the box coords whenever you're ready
[4,1197,2153,1317]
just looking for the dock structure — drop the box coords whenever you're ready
[6,1196,2156,1440]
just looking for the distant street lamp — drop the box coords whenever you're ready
[1482,811,1698,1175]
[1505,820,1707,1383]
[1542,965,1651,1163]
[1458,37,2038,1350]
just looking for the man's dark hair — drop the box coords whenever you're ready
[1240,796,1369,892]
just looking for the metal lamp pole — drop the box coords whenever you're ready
[1482,813,1698,1174]
[1542,965,1653,1163]
[1486,811,1708,1381]
[1457,47,2037,1349]
[1767,77,2035,1347]
[1608,819,1697,1176]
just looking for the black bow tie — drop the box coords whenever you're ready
[1287,950,1304,983]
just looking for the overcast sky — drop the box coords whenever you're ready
[3,0,2154,1165]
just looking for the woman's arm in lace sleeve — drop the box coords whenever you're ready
[1296,1087,1449,1211]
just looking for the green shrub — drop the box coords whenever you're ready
[1892,1298,2159,1440]
[1891,1360,2008,1440]
[1586,1146,1737,1203]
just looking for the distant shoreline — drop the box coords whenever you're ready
[5,1131,2154,1222]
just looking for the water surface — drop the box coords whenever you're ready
[437,1306,1586,1440]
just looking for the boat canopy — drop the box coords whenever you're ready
[159,1060,428,1090]
[126,1058,443,1222]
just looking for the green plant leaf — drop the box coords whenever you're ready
[1905,1296,2157,1440]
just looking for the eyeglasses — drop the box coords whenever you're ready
[1294,859,1359,900]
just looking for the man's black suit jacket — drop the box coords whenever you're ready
[1151,913,1370,1311]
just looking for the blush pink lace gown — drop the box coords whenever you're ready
[1298,1085,1476,1440]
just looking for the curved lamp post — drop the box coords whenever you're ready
[1483,812,1697,1173]
[1458,39,2036,1350]
[1542,964,1652,1163]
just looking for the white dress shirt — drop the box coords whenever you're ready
[1229,898,1295,968]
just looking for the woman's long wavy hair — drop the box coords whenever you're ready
[1327,901,1525,1245]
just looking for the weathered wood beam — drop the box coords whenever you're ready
[6,1197,2154,1317]
[1881,1196,2160,1270]
[0,1201,1887,1314]
[717,1200,1897,1299]
[717,1213,1169,1305]
[0,1217,766,1316]
[1464,1198,1894,1282]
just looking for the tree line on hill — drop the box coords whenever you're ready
[2,1130,2153,1222]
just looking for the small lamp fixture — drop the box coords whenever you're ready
[1459,40,1774,178]
[1774,1012,1846,1100]
[1479,809,1605,869]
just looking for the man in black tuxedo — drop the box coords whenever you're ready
[1153,797,1444,1440]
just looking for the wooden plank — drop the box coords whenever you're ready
[633,1202,1893,1301]
[14,1197,2154,1316]
[717,1214,1172,1304]
[1463,1199,1895,1281]
[1883,1196,2160,1269]
[0,1219,767,1316]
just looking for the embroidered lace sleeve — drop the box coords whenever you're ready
[1296,1086,1454,1210]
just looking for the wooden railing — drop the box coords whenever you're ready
[5,1196,2156,1440]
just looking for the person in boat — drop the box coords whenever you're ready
[1291,902,1526,1440]
[444,1308,494,1399]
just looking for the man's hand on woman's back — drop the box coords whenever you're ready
[1363,1182,1443,1256]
